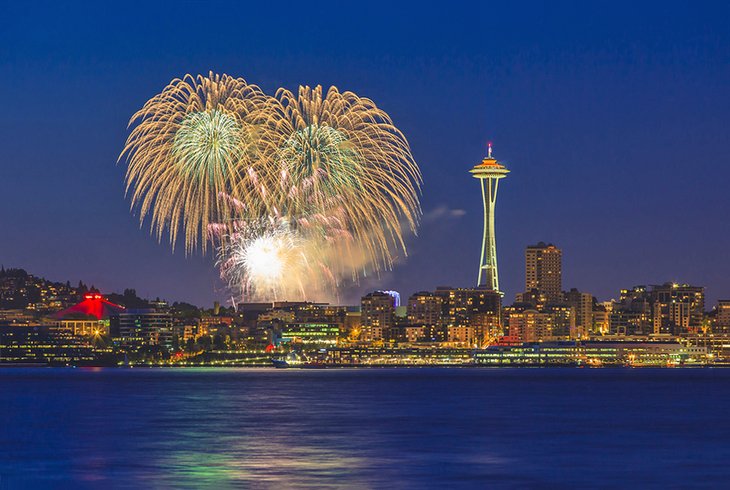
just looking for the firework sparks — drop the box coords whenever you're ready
[120,72,269,254]
[121,73,422,302]
[252,85,422,273]
[217,219,318,302]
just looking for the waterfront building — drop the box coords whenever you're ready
[281,302,345,324]
[236,302,278,330]
[604,284,704,337]
[564,288,594,338]
[0,325,103,366]
[716,300,730,334]
[469,143,509,291]
[385,325,428,343]
[507,309,552,342]
[650,283,705,335]
[683,332,730,360]
[507,305,576,341]
[344,311,361,340]
[611,287,653,335]
[474,340,709,366]
[470,311,503,346]
[545,304,577,339]
[435,287,502,344]
[435,287,502,327]
[360,291,396,341]
[199,314,235,336]
[281,322,340,346]
[257,310,295,325]
[323,346,474,366]
[57,319,107,337]
[0,309,38,326]
[403,325,427,343]
[111,308,173,347]
[610,307,652,336]
[592,303,610,335]
[172,324,198,342]
[525,242,563,303]
[54,293,125,337]
[447,325,476,345]
[406,291,442,327]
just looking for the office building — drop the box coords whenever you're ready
[525,242,562,303]
[360,291,396,341]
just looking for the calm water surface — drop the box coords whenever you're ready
[0,368,728,489]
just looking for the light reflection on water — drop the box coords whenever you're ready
[1,368,729,488]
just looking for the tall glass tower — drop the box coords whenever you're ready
[469,143,509,292]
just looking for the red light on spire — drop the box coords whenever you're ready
[487,141,493,158]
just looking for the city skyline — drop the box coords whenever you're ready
[2,2,730,306]
[3,4,730,488]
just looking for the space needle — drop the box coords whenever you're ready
[469,143,509,292]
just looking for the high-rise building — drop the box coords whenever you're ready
[514,289,549,310]
[435,287,501,327]
[592,303,611,335]
[545,304,577,339]
[379,290,401,308]
[435,287,502,346]
[507,309,552,342]
[525,242,562,303]
[360,291,395,341]
[716,300,730,334]
[406,291,442,327]
[469,143,509,291]
[507,305,575,341]
[609,287,654,336]
[607,283,705,336]
[564,288,594,338]
[650,283,704,335]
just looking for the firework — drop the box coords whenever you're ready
[251,85,422,272]
[217,218,334,302]
[120,72,269,254]
[122,73,422,302]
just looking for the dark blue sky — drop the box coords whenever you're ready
[1,1,728,307]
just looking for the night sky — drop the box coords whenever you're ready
[1,1,729,307]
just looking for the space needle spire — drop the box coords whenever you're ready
[469,142,509,292]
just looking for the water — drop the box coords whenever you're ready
[0,368,728,489]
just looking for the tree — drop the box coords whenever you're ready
[185,337,196,352]
[213,333,227,350]
[197,335,212,351]
[171,335,180,352]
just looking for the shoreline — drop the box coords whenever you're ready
[1,363,724,369]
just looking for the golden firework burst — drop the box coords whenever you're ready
[252,84,422,273]
[122,74,422,301]
[120,72,269,254]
